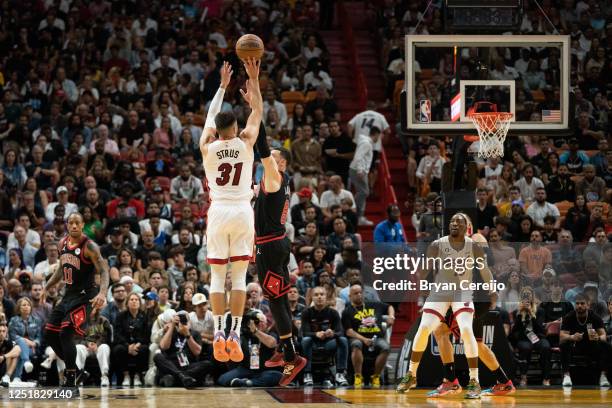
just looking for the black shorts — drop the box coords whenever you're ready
[45,289,95,337]
[445,302,488,342]
[255,236,291,299]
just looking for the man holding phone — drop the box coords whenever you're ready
[154,311,212,388]
[559,293,611,387]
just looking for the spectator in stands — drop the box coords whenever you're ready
[300,286,349,387]
[500,269,526,314]
[510,288,551,386]
[515,165,544,204]
[0,323,20,385]
[322,121,355,185]
[338,269,380,304]
[297,261,317,299]
[112,292,150,387]
[576,164,607,203]
[584,204,606,240]
[416,143,445,193]
[320,176,356,220]
[217,311,281,387]
[374,204,405,243]
[489,229,517,280]
[291,125,322,189]
[519,230,553,283]
[552,230,583,275]
[583,228,609,266]
[539,278,574,324]
[7,214,40,251]
[417,193,442,249]
[8,297,41,382]
[326,218,358,260]
[102,283,127,323]
[170,164,204,204]
[560,293,611,387]
[476,187,498,234]
[29,283,50,326]
[526,187,561,228]
[155,310,211,388]
[304,59,333,92]
[4,248,33,280]
[565,261,602,305]
[75,308,112,386]
[546,163,577,203]
[342,283,393,388]
[349,126,380,226]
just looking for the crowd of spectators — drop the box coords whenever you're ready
[0,0,402,389]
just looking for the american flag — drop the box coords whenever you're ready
[542,110,561,122]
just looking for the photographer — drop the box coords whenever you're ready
[154,310,211,388]
[301,286,349,386]
[560,293,611,387]
[217,310,282,387]
[510,289,551,386]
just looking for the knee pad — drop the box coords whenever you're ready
[210,264,227,294]
[230,260,249,291]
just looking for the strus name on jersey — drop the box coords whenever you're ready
[216,149,240,160]
[61,253,81,270]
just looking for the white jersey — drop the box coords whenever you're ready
[428,235,474,301]
[348,110,389,152]
[203,137,254,202]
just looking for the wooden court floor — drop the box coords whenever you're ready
[2,387,611,407]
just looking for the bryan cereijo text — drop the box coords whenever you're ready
[373,279,506,292]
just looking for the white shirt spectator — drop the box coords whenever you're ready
[180,62,206,84]
[349,135,374,174]
[209,32,228,49]
[189,310,214,335]
[289,192,320,210]
[302,46,322,61]
[150,56,180,74]
[34,258,59,281]
[7,229,41,250]
[263,100,288,127]
[132,18,158,38]
[303,70,333,92]
[416,155,445,181]
[45,201,79,222]
[526,201,560,227]
[38,17,65,31]
[320,189,357,210]
[490,65,519,80]
[88,138,119,156]
[139,218,173,235]
[514,177,544,203]
[348,110,390,152]
[170,175,204,202]
[154,114,182,137]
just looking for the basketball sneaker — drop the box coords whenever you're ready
[354,374,364,389]
[427,378,462,397]
[600,373,610,387]
[396,372,416,393]
[265,350,285,368]
[213,332,229,362]
[464,378,481,399]
[371,374,381,389]
[481,380,515,396]
[226,331,243,362]
[279,356,307,387]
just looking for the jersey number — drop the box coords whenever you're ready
[216,162,243,186]
[63,267,73,285]
[361,118,375,129]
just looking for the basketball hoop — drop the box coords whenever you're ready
[466,102,513,159]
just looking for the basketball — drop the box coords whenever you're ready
[235,34,264,61]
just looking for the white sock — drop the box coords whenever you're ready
[213,315,225,335]
[469,368,479,381]
[230,316,242,336]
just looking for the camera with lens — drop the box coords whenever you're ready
[242,309,261,338]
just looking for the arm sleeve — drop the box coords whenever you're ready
[204,87,226,129]
[255,121,270,159]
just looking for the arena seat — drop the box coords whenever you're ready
[281,91,305,104]
[554,201,572,216]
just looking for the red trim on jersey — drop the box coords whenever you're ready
[423,308,446,323]
[79,237,92,264]
[207,258,229,265]
[255,233,286,244]
[229,255,251,262]
[452,307,474,317]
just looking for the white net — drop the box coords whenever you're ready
[468,112,513,158]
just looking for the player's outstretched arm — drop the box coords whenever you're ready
[239,58,263,147]
[45,263,63,291]
[86,240,110,310]
[200,61,233,156]
[255,121,282,193]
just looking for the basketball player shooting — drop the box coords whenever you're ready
[200,58,261,363]
[43,212,109,391]
[247,121,307,385]
[396,213,491,398]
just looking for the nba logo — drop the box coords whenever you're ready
[419,99,431,123]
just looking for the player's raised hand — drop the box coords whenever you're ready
[220,61,233,89]
[243,57,260,80]
[240,80,253,106]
